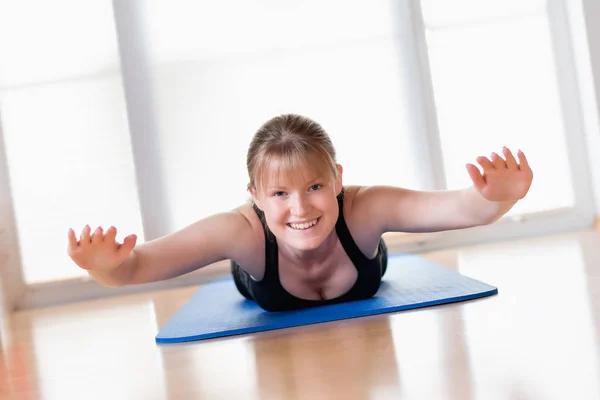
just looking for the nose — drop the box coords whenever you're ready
[291,193,310,217]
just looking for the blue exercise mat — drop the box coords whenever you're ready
[156,255,497,343]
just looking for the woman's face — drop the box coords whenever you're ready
[252,156,343,252]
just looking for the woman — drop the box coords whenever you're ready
[67,114,533,311]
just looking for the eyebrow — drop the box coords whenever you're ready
[266,177,323,190]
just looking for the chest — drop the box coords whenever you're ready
[277,241,359,301]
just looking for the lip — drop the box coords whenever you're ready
[288,218,319,224]
[287,217,321,230]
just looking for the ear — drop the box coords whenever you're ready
[248,185,263,210]
[335,164,344,195]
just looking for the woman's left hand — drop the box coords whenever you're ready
[465,147,533,203]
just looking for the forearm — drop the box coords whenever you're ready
[88,250,139,287]
[458,186,517,226]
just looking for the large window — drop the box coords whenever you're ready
[137,1,430,230]
[0,1,144,286]
[0,0,596,308]
[422,0,574,215]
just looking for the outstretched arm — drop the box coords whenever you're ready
[354,147,533,233]
[67,208,259,287]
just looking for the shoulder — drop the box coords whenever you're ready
[341,185,391,223]
[233,202,266,240]
[229,202,267,277]
[341,184,418,239]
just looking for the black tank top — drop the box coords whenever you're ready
[232,188,387,312]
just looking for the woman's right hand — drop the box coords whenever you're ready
[67,225,137,272]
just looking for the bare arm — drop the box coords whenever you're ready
[68,208,259,287]
[353,147,533,234]
[355,185,516,234]
[126,210,258,285]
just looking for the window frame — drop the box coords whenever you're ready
[390,0,598,253]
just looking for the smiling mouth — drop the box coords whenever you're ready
[288,217,320,230]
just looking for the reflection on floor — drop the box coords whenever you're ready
[2,229,600,399]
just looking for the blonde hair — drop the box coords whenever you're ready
[247,114,338,193]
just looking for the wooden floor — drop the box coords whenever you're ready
[3,229,600,399]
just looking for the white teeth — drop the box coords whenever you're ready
[289,219,318,230]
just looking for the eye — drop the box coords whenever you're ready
[309,184,322,191]
[273,191,286,197]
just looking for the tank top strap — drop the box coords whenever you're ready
[335,188,371,264]
[252,203,281,282]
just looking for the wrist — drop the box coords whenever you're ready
[464,186,517,224]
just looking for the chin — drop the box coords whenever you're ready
[274,220,335,251]
[289,230,333,251]
[290,239,325,251]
